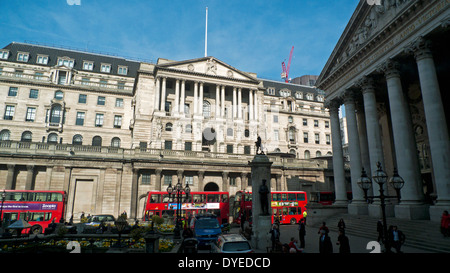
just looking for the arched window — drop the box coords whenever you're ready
[92,136,102,146]
[274,148,281,152]
[49,104,62,123]
[227,128,233,136]
[165,123,173,132]
[54,90,64,100]
[0,129,11,141]
[21,131,32,142]
[72,134,83,145]
[304,150,310,159]
[111,137,121,148]
[47,133,58,143]
[203,101,211,118]
[288,127,296,142]
[316,151,322,157]
[185,124,192,133]
[289,149,296,155]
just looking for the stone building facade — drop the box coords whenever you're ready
[0,42,334,220]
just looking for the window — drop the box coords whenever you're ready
[244,129,250,138]
[185,124,192,133]
[244,145,251,155]
[141,174,151,185]
[164,140,172,150]
[288,127,295,142]
[54,91,64,100]
[185,141,192,151]
[227,144,233,154]
[81,78,90,85]
[267,87,275,95]
[274,130,279,141]
[113,115,122,128]
[326,134,331,145]
[92,136,102,146]
[8,87,18,97]
[25,107,36,122]
[185,176,194,185]
[58,58,74,68]
[295,92,303,99]
[303,132,308,143]
[72,134,83,145]
[317,96,324,102]
[97,96,106,105]
[95,114,104,127]
[117,82,125,90]
[288,116,293,123]
[0,50,9,59]
[21,131,32,142]
[164,175,172,185]
[306,93,314,100]
[57,71,67,84]
[99,80,107,87]
[4,105,15,120]
[29,89,39,99]
[49,104,62,123]
[280,90,290,97]
[203,101,211,118]
[314,120,319,127]
[101,64,111,73]
[83,61,93,71]
[118,66,128,75]
[325,121,329,128]
[111,137,121,148]
[37,55,48,65]
[165,101,171,112]
[115,98,123,108]
[0,129,10,140]
[230,177,236,186]
[165,123,172,132]
[75,112,85,126]
[316,151,322,157]
[304,150,310,159]
[34,72,44,80]
[273,115,278,123]
[47,133,58,144]
[303,118,307,126]
[227,128,233,136]
[315,133,320,144]
[17,52,29,62]
[78,94,87,104]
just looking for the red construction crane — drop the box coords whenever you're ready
[281,46,294,83]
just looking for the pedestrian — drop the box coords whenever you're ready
[298,218,306,248]
[302,210,307,224]
[288,237,302,253]
[318,229,333,253]
[388,225,406,253]
[318,222,329,234]
[376,219,383,242]
[336,229,350,253]
[440,210,450,237]
[337,218,346,232]
[240,211,247,233]
[269,224,281,252]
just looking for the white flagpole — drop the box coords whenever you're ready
[205,7,208,57]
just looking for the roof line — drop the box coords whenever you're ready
[260,78,316,89]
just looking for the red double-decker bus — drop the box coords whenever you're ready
[0,190,67,234]
[232,190,308,225]
[143,191,229,224]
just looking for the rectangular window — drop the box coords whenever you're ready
[4,105,15,120]
[326,134,331,145]
[230,177,236,186]
[25,107,36,122]
[58,58,74,68]
[83,61,93,71]
[118,66,128,75]
[76,112,85,126]
[113,115,122,128]
[101,64,111,73]
[325,121,329,128]
[274,130,279,141]
[8,87,18,97]
[315,133,320,144]
[185,176,194,185]
[81,78,90,85]
[115,98,123,107]
[273,115,278,123]
[314,120,319,127]
[0,50,9,59]
[185,141,192,151]
[164,140,172,150]
[95,113,104,127]
[17,52,29,62]
[97,96,106,105]
[227,144,233,154]
[303,118,307,126]
[164,175,172,185]
[99,80,107,87]
[34,72,44,80]
[117,82,125,90]
[303,132,308,143]
[29,89,39,99]
[244,145,251,155]
[141,174,151,185]
[37,55,48,65]
[78,94,87,104]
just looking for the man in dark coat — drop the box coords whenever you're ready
[336,229,350,253]
[319,229,333,253]
[298,218,306,249]
[388,225,406,253]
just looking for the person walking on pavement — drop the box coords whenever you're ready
[318,229,333,253]
[269,224,281,252]
[336,229,350,253]
[302,210,307,224]
[376,219,384,243]
[388,225,406,253]
[298,218,306,249]
[318,222,329,235]
[440,210,450,237]
[337,218,346,232]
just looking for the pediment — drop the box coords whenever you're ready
[157,57,258,83]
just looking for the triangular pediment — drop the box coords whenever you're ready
[157,56,258,83]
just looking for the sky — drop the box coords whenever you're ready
[0,0,359,81]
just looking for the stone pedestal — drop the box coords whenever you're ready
[249,154,273,251]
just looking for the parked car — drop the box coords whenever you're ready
[193,216,222,247]
[85,214,116,226]
[211,233,253,253]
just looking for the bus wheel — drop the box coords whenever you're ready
[31,225,42,234]
[290,219,297,225]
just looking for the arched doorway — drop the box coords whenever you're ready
[204,182,219,191]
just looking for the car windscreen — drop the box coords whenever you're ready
[223,241,251,252]
[196,219,219,229]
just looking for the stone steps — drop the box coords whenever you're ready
[323,213,450,253]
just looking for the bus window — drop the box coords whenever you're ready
[288,193,296,201]
[150,194,161,203]
[297,193,306,201]
[45,213,52,221]
[281,194,287,201]
[245,193,252,202]
[30,213,45,221]
[207,194,219,202]
[221,194,229,203]
[289,208,297,215]
[272,193,280,201]
[282,207,288,215]
[2,212,18,225]
[193,194,205,203]
[50,193,63,202]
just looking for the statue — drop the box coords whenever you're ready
[255,135,264,155]
[259,179,270,215]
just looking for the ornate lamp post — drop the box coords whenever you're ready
[114,216,128,248]
[167,178,191,239]
[358,162,404,252]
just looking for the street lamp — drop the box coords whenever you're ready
[115,216,128,248]
[0,190,6,229]
[167,178,191,239]
[357,162,404,253]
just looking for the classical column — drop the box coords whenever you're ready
[174,79,180,114]
[406,37,450,211]
[5,164,15,189]
[193,81,198,115]
[221,85,225,117]
[222,171,229,192]
[343,91,367,214]
[198,171,205,191]
[177,170,184,184]
[232,87,237,118]
[130,168,139,219]
[154,77,160,111]
[249,90,254,120]
[180,80,186,114]
[276,174,282,191]
[216,85,220,117]
[240,172,248,190]
[254,90,258,121]
[238,88,242,119]
[326,100,348,205]
[379,59,427,219]
[199,82,204,115]
[25,165,35,190]
[155,169,162,191]
[160,77,167,111]
[355,102,371,179]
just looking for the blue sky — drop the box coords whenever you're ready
[1,0,358,81]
